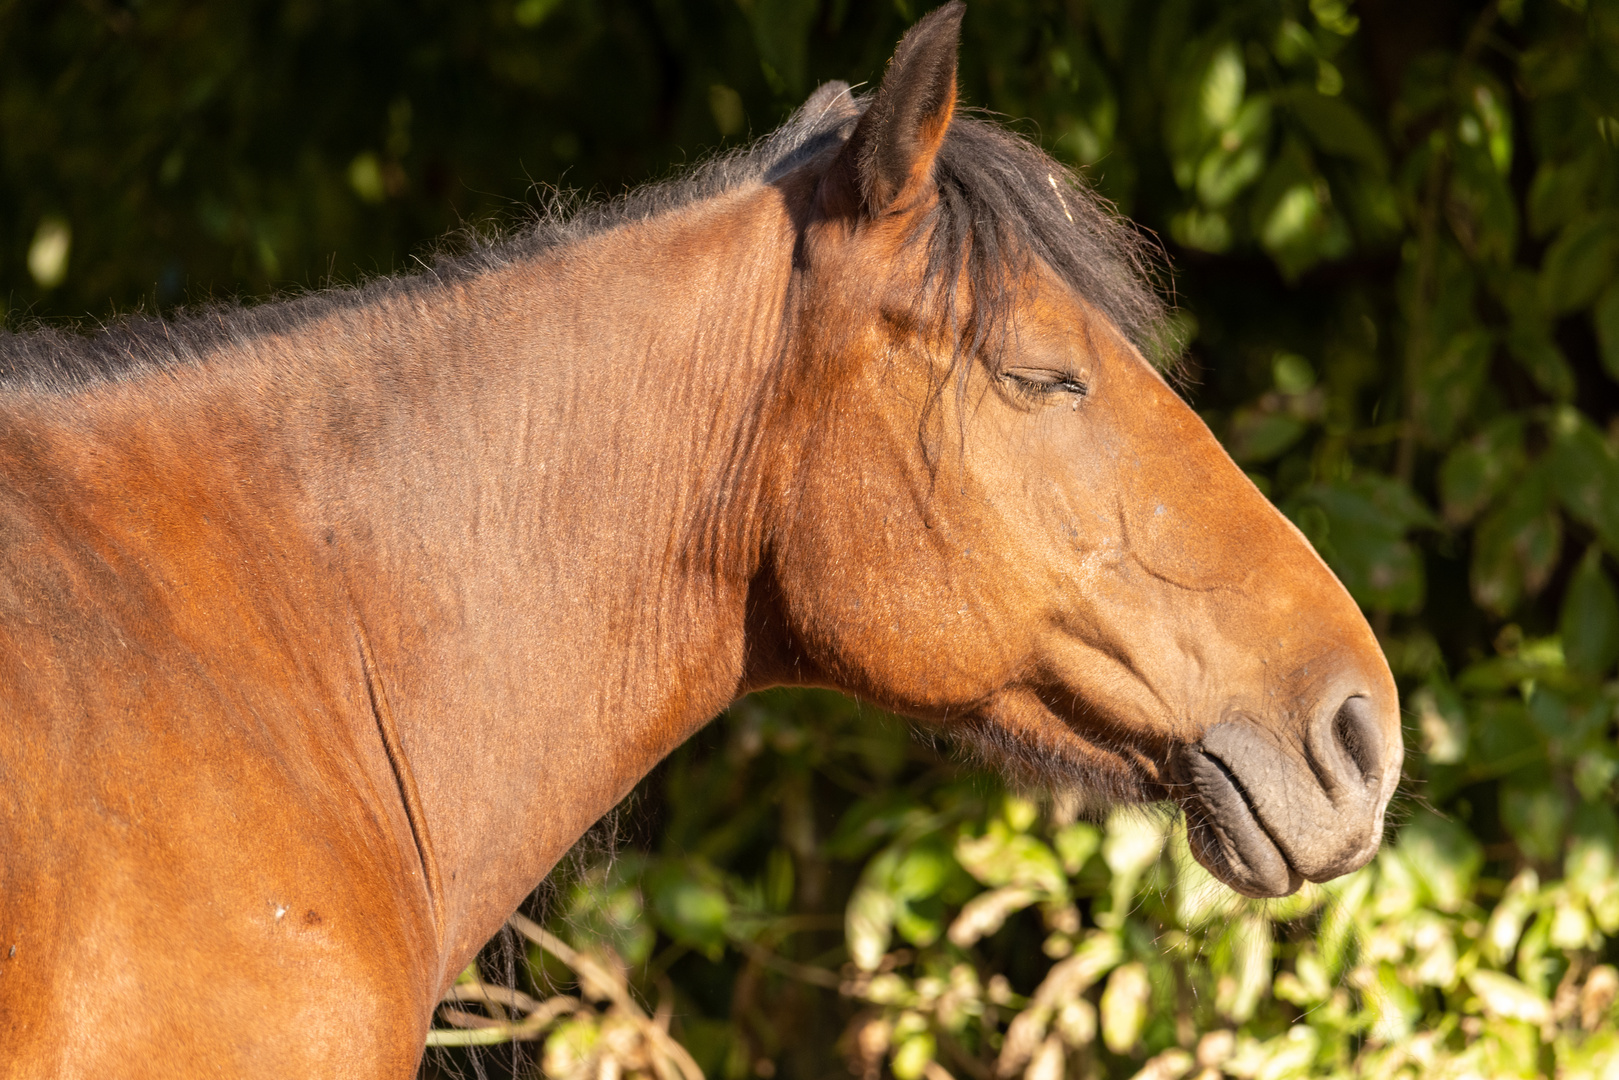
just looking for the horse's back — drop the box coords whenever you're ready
[0,438,436,1078]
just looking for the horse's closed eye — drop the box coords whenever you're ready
[1000,367,1089,399]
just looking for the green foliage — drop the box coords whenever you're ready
[7,0,1619,1078]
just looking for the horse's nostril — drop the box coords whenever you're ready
[1330,695,1384,784]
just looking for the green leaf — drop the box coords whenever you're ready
[1170,206,1233,252]
[1288,475,1436,612]
[1099,961,1151,1052]
[1470,464,1561,615]
[1546,408,1619,554]
[891,838,955,901]
[1201,43,1246,129]
[1566,804,1619,933]
[955,820,1067,896]
[1439,416,1526,524]
[1504,322,1575,401]
[1528,686,1580,743]
[1527,152,1598,238]
[1413,681,1469,763]
[565,854,655,966]
[1413,328,1494,442]
[1054,822,1101,875]
[1446,140,1518,264]
[1575,746,1619,802]
[1225,407,1305,463]
[845,847,900,971]
[1484,868,1540,965]
[825,794,927,860]
[890,1031,936,1080]
[648,860,733,960]
[1397,808,1483,912]
[1539,213,1619,315]
[1561,547,1619,678]
[1593,279,1619,382]
[1281,87,1388,174]
[1500,773,1572,864]
[1466,969,1550,1025]
[1197,142,1268,208]
[738,0,818,95]
[764,846,795,912]
[1461,699,1541,781]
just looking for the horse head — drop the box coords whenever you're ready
[753,2,1401,898]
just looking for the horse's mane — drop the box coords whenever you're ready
[0,84,1173,391]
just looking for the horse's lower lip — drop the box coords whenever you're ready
[1179,745,1304,898]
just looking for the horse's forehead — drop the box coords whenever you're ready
[998,268,1151,368]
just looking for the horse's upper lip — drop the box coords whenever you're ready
[1179,742,1302,898]
[1177,709,1395,898]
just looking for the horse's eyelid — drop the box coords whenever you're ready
[1002,370,1088,397]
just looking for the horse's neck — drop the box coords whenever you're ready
[320,186,800,972]
[82,184,793,980]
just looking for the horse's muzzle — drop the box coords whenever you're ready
[1176,695,1401,898]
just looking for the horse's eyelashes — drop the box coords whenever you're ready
[1000,368,1090,402]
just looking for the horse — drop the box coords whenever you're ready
[0,4,1401,1076]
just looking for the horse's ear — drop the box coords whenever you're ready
[822,1,963,218]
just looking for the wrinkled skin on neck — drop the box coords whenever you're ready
[752,198,1401,898]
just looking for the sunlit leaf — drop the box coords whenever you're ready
[1214,915,1272,1023]
[846,852,899,972]
[1397,808,1483,912]
[1412,682,1469,764]
[1099,961,1150,1053]
[889,1029,935,1080]
[1053,821,1100,875]
[1567,805,1619,933]
[1466,969,1550,1025]
[1201,43,1246,129]
[1101,809,1167,881]
[955,821,1068,896]
[648,861,732,961]
[946,885,1040,947]
[1485,868,1541,965]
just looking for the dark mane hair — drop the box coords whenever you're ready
[0,83,1172,392]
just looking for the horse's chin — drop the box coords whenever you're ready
[946,697,1174,807]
